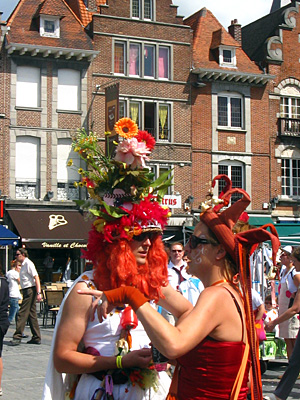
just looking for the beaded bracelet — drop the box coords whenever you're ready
[116,355,123,369]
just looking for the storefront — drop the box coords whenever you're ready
[7,209,93,282]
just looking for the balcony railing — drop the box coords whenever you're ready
[279,117,300,137]
[16,180,40,200]
[57,182,79,200]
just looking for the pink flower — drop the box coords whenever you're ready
[115,138,151,168]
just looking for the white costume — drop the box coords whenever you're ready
[42,270,170,400]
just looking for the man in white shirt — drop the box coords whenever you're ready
[167,242,190,291]
[9,249,42,346]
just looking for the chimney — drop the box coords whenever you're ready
[228,19,242,45]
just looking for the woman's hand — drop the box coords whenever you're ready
[122,348,152,369]
[77,288,112,322]
[265,320,276,332]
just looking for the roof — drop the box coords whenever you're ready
[6,0,94,51]
[241,2,299,63]
[184,7,262,74]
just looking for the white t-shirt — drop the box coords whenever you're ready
[252,288,264,310]
[6,269,21,299]
[179,277,204,306]
[19,257,38,289]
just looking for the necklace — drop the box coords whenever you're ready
[210,279,228,287]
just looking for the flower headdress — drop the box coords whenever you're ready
[71,118,172,244]
[199,174,281,400]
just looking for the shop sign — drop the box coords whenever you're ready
[41,242,87,248]
[161,195,182,209]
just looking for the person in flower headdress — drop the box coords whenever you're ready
[80,175,281,400]
[42,118,193,400]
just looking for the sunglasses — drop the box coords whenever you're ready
[171,249,183,253]
[188,235,217,250]
[134,232,159,242]
[15,253,21,256]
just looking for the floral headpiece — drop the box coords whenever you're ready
[71,118,172,243]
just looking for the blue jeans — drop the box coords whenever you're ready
[8,297,20,324]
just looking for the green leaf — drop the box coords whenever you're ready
[101,202,129,218]
[151,169,173,189]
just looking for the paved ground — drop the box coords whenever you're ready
[2,319,300,399]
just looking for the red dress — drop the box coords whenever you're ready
[176,288,250,400]
[177,336,250,399]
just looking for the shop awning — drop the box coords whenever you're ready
[8,209,93,249]
[273,223,300,246]
[248,216,274,226]
[0,224,20,246]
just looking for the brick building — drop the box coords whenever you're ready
[242,0,300,244]
[0,0,193,274]
[185,8,274,217]
[0,0,99,276]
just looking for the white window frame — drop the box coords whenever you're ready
[119,98,172,142]
[40,15,60,38]
[218,161,244,203]
[113,39,171,80]
[131,0,154,21]
[219,46,236,67]
[281,158,300,198]
[148,163,173,195]
[57,69,81,111]
[218,92,243,129]
[15,136,40,199]
[16,66,40,108]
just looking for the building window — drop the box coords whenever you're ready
[16,66,40,108]
[114,40,170,80]
[15,136,40,199]
[281,158,300,197]
[219,46,236,67]
[218,162,244,203]
[121,99,171,142]
[280,97,300,134]
[40,16,60,38]
[218,94,242,128]
[149,164,172,195]
[57,69,81,111]
[131,0,153,20]
[57,138,80,200]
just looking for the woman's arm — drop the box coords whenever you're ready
[54,282,152,374]
[266,288,300,331]
[158,284,193,319]
[255,303,266,321]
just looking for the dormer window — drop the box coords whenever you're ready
[219,46,236,67]
[131,0,154,21]
[40,16,60,38]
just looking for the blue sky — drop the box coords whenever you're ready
[0,0,276,28]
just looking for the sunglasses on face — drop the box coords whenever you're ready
[171,249,183,253]
[134,232,159,242]
[15,253,21,256]
[188,235,217,250]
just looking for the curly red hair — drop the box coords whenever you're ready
[83,228,168,302]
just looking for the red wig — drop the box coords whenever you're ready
[83,228,168,302]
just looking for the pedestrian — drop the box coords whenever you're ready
[264,246,300,400]
[42,117,189,400]
[6,259,22,324]
[0,273,9,396]
[277,246,300,359]
[43,252,54,283]
[9,248,42,346]
[161,242,191,324]
[81,174,281,400]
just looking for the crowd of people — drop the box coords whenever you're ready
[1,117,300,400]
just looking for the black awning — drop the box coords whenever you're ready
[0,224,20,246]
[8,209,93,249]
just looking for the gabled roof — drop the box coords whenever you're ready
[185,8,259,73]
[5,0,97,60]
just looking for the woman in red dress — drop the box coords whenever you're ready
[81,175,280,400]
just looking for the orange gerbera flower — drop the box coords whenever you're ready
[114,118,138,139]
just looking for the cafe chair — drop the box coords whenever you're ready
[43,290,64,328]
